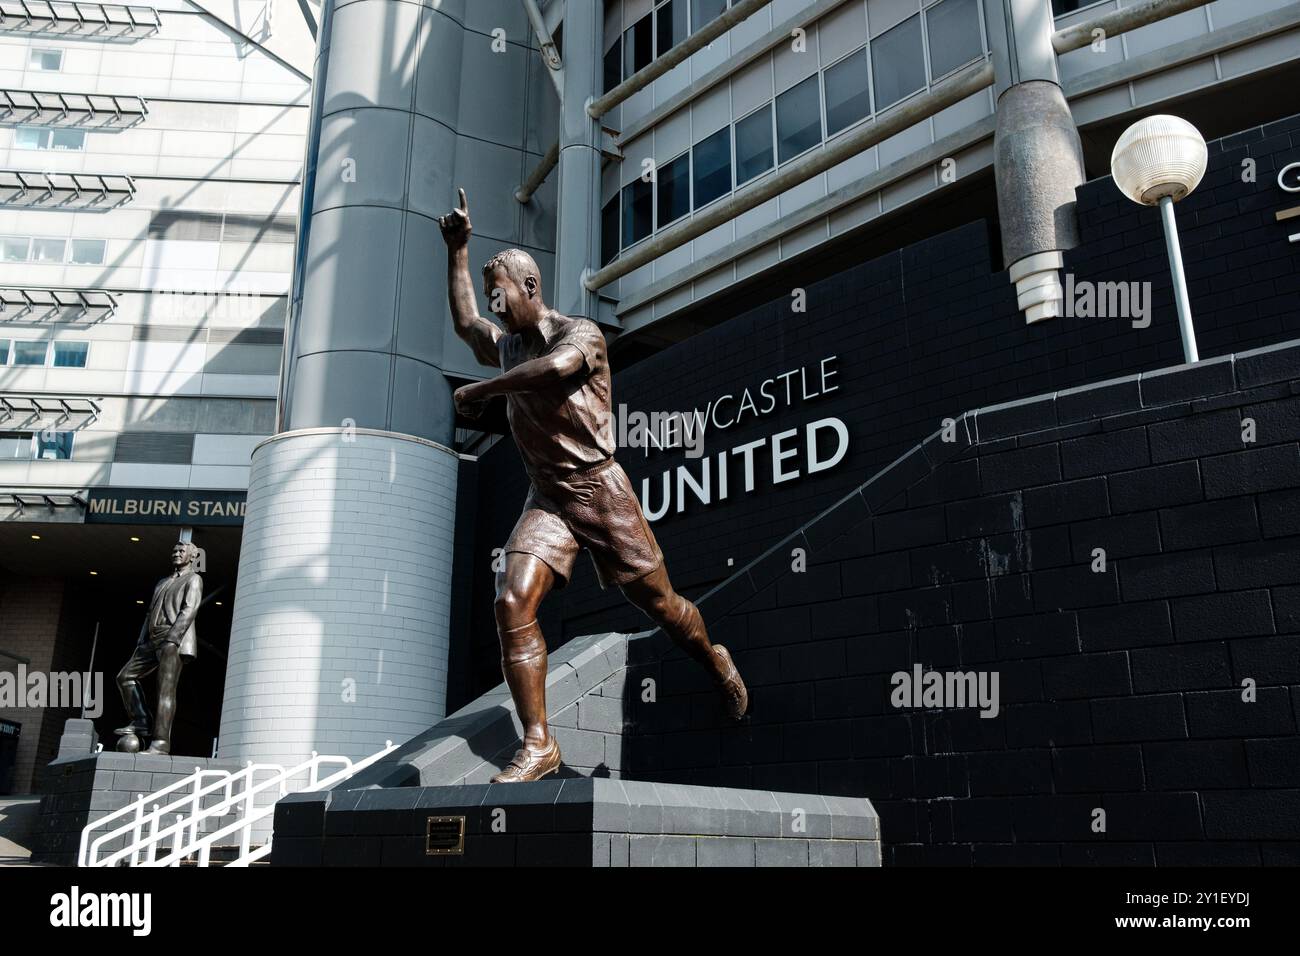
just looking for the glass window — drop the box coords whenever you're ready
[824,47,873,136]
[49,128,85,151]
[776,75,821,164]
[927,0,983,79]
[656,152,690,227]
[0,433,30,459]
[872,14,927,110]
[31,238,66,263]
[52,342,88,368]
[30,49,63,70]
[655,0,688,57]
[693,0,729,32]
[13,342,48,365]
[69,239,106,264]
[2,237,29,261]
[603,39,622,94]
[14,127,44,149]
[623,13,653,80]
[0,340,9,364]
[1051,0,1089,14]
[600,195,620,265]
[734,104,774,185]
[621,177,653,247]
[34,431,74,460]
[692,126,731,209]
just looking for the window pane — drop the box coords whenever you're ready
[603,39,622,94]
[1051,0,1088,14]
[656,152,690,227]
[49,128,85,151]
[734,105,773,185]
[34,432,73,460]
[655,0,687,57]
[31,49,62,70]
[31,238,66,262]
[601,195,620,265]
[53,342,88,368]
[0,434,29,459]
[927,0,983,79]
[776,75,821,164]
[824,48,872,136]
[69,238,106,264]
[14,128,44,149]
[0,340,9,364]
[692,0,728,32]
[2,238,29,261]
[13,342,47,365]
[623,13,652,80]
[692,126,731,209]
[621,177,653,247]
[872,15,927,110]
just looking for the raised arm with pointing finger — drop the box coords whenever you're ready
[438,187,502,369]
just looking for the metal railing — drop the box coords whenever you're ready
[79,741,396,868]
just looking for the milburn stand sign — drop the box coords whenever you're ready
[86,488,248,526]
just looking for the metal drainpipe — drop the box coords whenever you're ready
[585,59,996,291]
[985,0,1085,325]
[553,0,603,321]
[1053,0,1215,55]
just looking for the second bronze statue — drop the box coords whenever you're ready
[437,188,749,783]
[115,541,203,756]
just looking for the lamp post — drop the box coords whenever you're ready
[1110,115,1209,364]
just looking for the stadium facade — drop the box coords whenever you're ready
[2,0,1299,837]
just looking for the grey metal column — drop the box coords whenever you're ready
[984,0,1086,324]
[553,0,602,322]
[278,0,458,443]
[223,0,470,774]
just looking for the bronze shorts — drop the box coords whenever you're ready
[505,458,664,589]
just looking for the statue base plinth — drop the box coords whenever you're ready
[272,779,881,867]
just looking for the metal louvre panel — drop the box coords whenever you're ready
[220,214,296,244]
[132,326,204,342]
[111,431,194,464]
[147,210,223,241]
[207,327,284,345]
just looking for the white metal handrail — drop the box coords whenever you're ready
[79,741,397,867]
[78,766,236,867]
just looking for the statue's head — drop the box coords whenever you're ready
[171,541,199,570]
[482,248,544,333]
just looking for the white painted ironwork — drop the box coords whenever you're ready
[79,740,396,868]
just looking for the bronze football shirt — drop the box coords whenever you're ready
[498,316,616,478]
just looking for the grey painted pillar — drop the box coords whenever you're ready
[984,0,1086,324]
[223,0,470,771]
[553,0,602,322]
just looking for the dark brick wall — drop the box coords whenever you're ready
[461,112,1300,700]
[621,345,1300,865]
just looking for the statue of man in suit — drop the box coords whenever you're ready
[115,541,203,755]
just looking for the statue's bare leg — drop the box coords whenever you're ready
[621,563,748,719]
[491,552,562,782]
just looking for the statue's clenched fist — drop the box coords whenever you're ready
[438,187,472,248]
